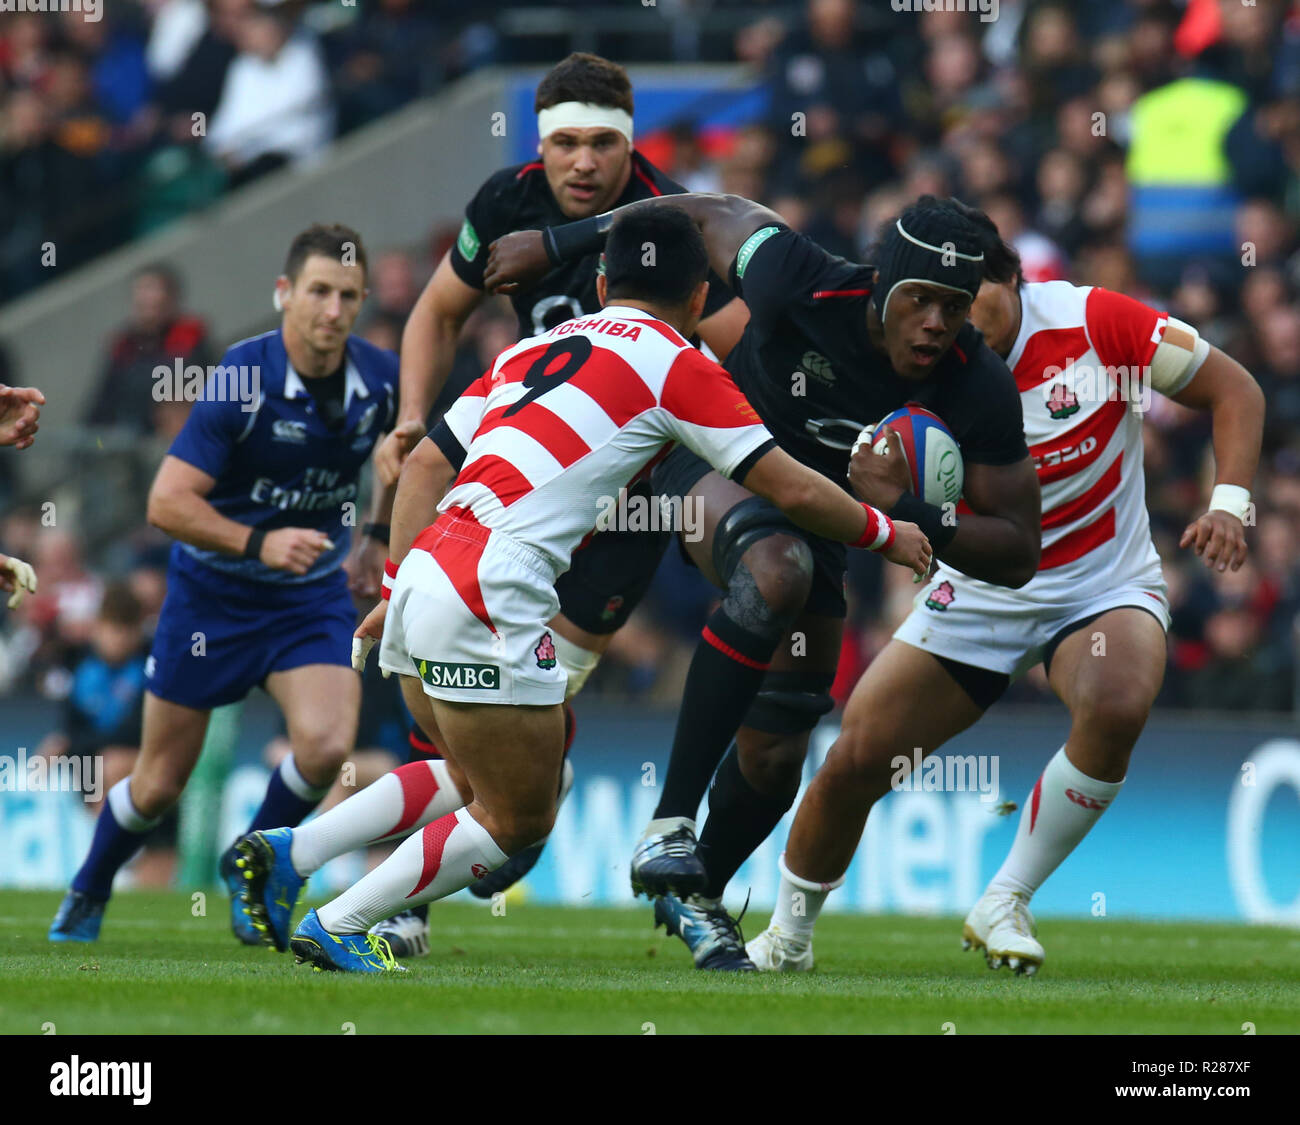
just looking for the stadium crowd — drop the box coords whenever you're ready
[1,0,1298,721]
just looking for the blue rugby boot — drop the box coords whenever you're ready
[291,909,407,973]
[233,828,304,952]
[630,817,708,899]
[654,892,757,971]
[48,890,106,943]
[219,844,262,946]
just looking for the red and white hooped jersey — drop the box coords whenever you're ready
[435,304,772,576]
[965,280,1200,602]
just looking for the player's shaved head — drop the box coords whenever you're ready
[284,223,369,284]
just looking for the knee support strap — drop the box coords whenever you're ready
[711,496,808,586]
[743,669,836,735]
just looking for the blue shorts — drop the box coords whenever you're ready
[146,557,356,711]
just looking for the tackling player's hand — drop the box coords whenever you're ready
[484,231,550,295]
[882,521,932,580]
[0,385,44,450]
[352,599,389,675]
[0,552,37,608]
[345,532,387,599]
[849,426,909,510]
[1179,509,1248,572]
[374,419,426,487]
[260,528,334,575]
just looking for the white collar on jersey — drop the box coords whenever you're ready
[283,358,369,408]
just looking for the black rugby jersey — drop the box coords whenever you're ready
[450,150,733,337]
[724,225,1029,482]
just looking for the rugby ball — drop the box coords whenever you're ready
[854,404,963,509]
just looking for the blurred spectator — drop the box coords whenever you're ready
[328,0,440,134]
[368,249,420,323]
[84,263,213,435]
[35,581,148,811]
[203,0,334,187]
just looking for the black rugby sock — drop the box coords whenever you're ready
[695,745,793,901]
[652,606,777,821]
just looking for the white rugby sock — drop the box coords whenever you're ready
[317,808,507,933]
[986,747,1124,899]
[768,854,844,943]
[289,759,467,877]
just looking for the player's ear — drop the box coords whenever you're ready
[596,272,608,307]
[689,279,709,320]
[272,275,291,312]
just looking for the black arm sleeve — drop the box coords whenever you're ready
[428,418,467,473]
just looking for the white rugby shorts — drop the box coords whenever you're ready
[379,514,566,705]
[893,563,1171,679]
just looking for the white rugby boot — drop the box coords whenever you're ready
[747,924,815,972]
[962,891,1044,976]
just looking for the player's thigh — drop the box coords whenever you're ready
[130,691,212,803]
[264,663,361,756]
[1047,607,1167,731]
[399,675,443,750]
[674,468,756,588]
[429,699,564,822]
[833,640,987,781]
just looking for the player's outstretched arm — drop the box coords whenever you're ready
[374,255,484,486]
[740,446,931,578]
[389,436,456,566]
[484,194,785,297]
[1170,346,1265,572]
[147,456,331,576]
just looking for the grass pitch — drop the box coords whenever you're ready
[2,891,1297,1034]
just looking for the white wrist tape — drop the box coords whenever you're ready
[551,630,602,702]
[537,102,633,144]
[1208,484,1251,523]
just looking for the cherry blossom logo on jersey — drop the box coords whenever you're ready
[925,580,955,611]
[1046,383,1080,420]
[534,631,557,670]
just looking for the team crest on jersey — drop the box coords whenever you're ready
[925,580,955,611]
[534,631,557,670]
[271,419,308,444]
[600,595,624,624]
[1046,384,1080,419]
[799,351,835,386]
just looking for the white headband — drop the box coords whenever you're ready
[537,102,634,145]
[894,218,985,261]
